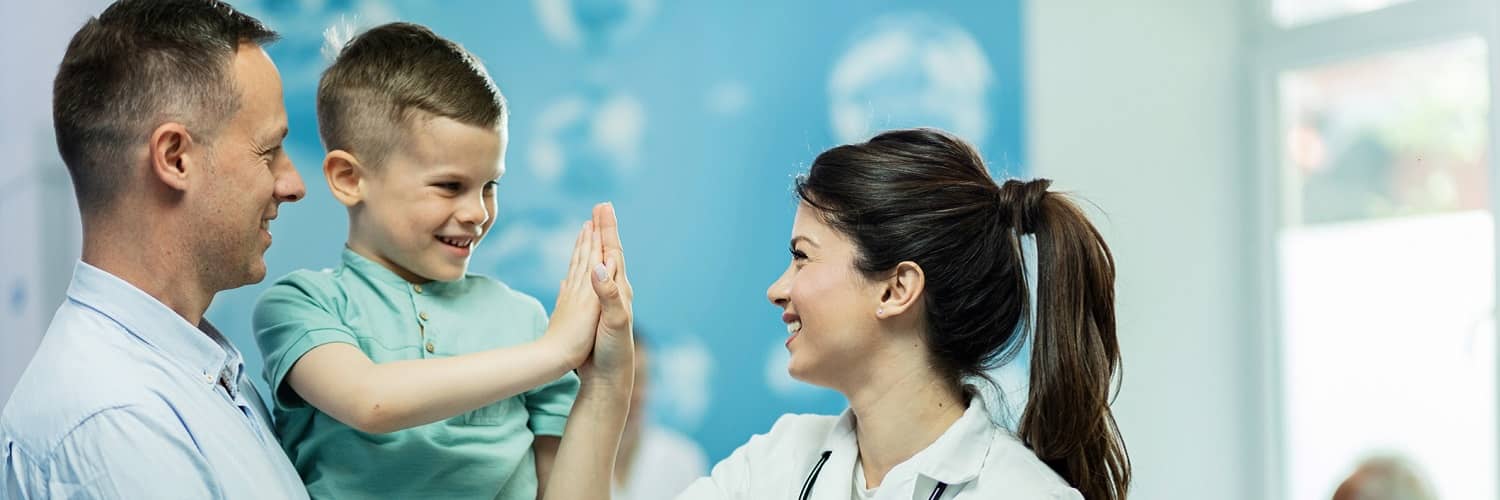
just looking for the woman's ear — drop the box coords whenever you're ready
[324,150,365,207]
[875,261,925,319]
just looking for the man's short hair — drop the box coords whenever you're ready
[316,22,507,168]
[53,0,278,213]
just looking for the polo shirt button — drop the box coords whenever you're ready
[425,342,435,354]
[413,284,423,294]
[419,312,429,321]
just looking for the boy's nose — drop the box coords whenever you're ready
[455,196,489,226]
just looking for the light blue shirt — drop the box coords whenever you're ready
[0,262,308,499]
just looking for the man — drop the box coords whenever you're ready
[0,1,310,497]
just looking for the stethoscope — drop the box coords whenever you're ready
[798,451,950,500]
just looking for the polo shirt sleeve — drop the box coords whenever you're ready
[519,295,579,437]
[253,271,360,410]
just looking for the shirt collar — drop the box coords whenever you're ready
[821,395,997,487]
[908,395,998,485]
[66,261,235,387]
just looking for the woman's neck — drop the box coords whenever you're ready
[845,364,966,489]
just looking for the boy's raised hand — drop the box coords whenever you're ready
[544,220,602,368]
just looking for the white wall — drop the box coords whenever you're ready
[0,1,97,405]
[1026,1,1259,499]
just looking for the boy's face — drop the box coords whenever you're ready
[353,116,506,282]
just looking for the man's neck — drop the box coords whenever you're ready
[81,216,214,326]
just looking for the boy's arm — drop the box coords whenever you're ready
[279,222,603,434]
[542,202,635,500]
[285,341,573,434]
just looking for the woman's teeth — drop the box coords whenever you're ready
[786,320,801,335]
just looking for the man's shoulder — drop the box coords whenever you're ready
[2,302,186,459]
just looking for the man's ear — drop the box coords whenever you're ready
[324,150,366,207]
[147,122,197,193]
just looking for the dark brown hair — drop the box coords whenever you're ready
[317,22,506,167]
[53,0,278,212]
[796,128,1130,500]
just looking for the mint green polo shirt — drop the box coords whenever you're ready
[252,248,578,500]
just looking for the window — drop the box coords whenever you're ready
[1255,1,1500,499]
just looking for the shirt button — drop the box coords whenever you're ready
[419,312,429,321]
[413,284,423,294]
[425,342,435,354]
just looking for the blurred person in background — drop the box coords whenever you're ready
[1332,454,1438,500]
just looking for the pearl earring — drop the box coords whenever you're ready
[876,308,884,317]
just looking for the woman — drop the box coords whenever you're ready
[676,129,1130,499]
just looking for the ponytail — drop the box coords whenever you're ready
[1003,179,1131,500]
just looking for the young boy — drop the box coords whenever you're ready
[254,22,608,499]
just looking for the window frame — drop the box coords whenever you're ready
[1249,0,1500,497]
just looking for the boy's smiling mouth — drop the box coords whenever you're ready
[435,234,476,249]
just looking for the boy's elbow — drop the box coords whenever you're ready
[346,393,406,434]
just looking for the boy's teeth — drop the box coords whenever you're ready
[786,320,801,335]
[438,236,472,248]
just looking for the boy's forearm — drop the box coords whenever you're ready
[540,376,632,500]
[347,339,574,433]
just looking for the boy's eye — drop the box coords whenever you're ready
[483,181,498,192]
[434,182,462,191]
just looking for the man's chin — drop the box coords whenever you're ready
[224,261,269,290]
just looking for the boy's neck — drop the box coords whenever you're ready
[345,236,431,284]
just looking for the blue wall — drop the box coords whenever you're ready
[206,0,1026,463]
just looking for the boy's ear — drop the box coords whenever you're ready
[324,150,365,207]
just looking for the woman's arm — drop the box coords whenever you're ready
[540,203,636,500]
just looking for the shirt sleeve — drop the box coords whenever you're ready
[253,272,360,410]
[3,407,220,499]
[520,296,580,437]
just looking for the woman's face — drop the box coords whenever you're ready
[766,203,884,389]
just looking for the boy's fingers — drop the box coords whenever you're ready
[572,221,593,283]
[566,221,586,280]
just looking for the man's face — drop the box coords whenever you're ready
[194,42,304,290]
